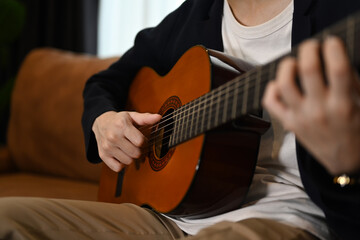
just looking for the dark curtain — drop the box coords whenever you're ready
[16,0,99,56]
[0,0,99,143]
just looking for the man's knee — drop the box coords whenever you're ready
[0,197,37,239]
[187,219,317,240]
[0,197,28,222]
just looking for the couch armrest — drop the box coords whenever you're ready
[0,146,16,173]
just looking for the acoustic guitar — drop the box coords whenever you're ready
[98,11,360,219]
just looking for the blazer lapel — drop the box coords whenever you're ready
[292,0,316,46]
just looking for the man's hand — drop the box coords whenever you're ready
[92,111,161,172]
[262,36,360,175]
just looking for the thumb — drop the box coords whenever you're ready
[128,112,162,126]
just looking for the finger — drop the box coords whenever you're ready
[276,57,303,109]
[117,137,142,159]
[298,39,326,99]
[101,156,125,172]
[129,112,162,126]
[98,140,132,167]
[262,81,288,124]
[111,148,134,165]
[123,123,146,147]
[126,112,161,147]
[323,36,353,97]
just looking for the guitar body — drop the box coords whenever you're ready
[98,46,266,219]
[96,10,360,218]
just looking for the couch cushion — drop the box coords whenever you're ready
[0,173,99,201]
[0,146,15,173]
[7,48,118,182]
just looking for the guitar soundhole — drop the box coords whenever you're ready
[149,96,181,171]
[154,109,174,158]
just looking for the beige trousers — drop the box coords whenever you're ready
[0,197,317,240]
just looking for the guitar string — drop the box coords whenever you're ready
[138,20,359,154]
[137,71,247,130]
[139,16,358,137]
[140,66,275,153]
[141,68,267,141]
[141,13,359,135]
[133,16,359,155]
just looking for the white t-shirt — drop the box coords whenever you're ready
[168,1,332,239]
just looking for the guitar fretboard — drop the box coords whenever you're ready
[165,11,360,148]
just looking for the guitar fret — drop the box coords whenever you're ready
[226,84,235,121]
[207,93,213,130]
[183,105,188,140]
[200,97,206,133]
[214,89,220,127]
[177,109,182,145]
[272,61,278,79]
[179,109,185,143]
[222,84,230,123]
[180,106,185,142]
[189,101,195,138]
[193,100,199,137]
[232,77,240,119]
[185,104,191,140]
[253,66,262,109]
[241,75,250,114]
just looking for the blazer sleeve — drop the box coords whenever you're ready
[81,0,224,163]
[81,5,185,163]
[294,1,360,239]
[297,143,360,240]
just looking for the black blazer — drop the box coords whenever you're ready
[82,0,360,239]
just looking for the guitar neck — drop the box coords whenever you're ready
[168,10,360,148]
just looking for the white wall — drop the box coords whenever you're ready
[98,0,185,58]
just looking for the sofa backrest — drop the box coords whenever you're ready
[7,48,118,182]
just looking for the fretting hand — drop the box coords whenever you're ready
[263,36,360,175]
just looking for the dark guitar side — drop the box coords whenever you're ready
[98,46,267,219]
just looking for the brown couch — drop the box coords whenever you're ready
[0,48,118,201]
